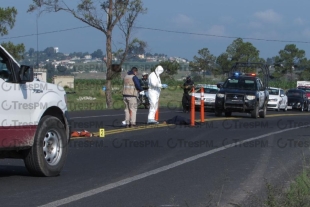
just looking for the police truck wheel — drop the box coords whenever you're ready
[251,105,259,119]
[23,115,68,177]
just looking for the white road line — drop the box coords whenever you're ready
[71,111,181,119]
[38,125,309,207]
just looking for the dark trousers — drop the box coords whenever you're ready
[182,93,191,111]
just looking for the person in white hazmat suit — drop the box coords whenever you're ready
[147,65,165,124]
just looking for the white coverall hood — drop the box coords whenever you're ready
[155,65,164,76]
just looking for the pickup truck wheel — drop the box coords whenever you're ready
[300,104,304,112]
[23,115,68,177]
[307,104,310,112]
[259,105,267,118]
[251,105,259,119]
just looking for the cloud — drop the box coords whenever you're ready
[207,25,226,36]
[294,18,305,26]
[172,14,195,28]
[254,9,282,23]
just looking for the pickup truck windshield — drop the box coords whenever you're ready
[268,89,279,95]
[223,78,256,90]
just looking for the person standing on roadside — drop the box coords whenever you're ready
[181,76,194,113]
[147,65,165,124]
[122,67,144,127]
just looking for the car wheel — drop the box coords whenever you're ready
[225,112,232,117]
[23,115,68,177]
[300,104,304,112]
[251,105,259,119]
[307,104,310,112]
[259,105,267,118]
[215,109,222,117]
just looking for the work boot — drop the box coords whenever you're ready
[147,119,159,124]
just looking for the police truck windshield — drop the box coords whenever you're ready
[223,78,256,90]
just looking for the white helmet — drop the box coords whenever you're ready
[142,72,148,76]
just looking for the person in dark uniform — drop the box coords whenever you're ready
[139,72,149,90]
[181,76,195,112]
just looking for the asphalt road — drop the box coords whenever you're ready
[1,108,310,207]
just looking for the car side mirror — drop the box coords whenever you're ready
[280,94,284,97]
[19,65,33,82]
[217,83,222,88]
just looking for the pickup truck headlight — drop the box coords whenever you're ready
[245,95,255,100]
[216,93,224,98]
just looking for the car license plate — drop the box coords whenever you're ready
[287,106,292,109]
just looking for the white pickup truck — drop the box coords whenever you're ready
[0,45,71,177]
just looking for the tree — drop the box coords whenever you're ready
[0,7,25,61]
[28,48,35,57]
[91,49,103,59]
[226,38,261,64]
[273,44,306,80]
[1,42,25,61]
[28,0,147,109]
[44,47,56,58]
[127,38,147,58]
[216,52,231,75]
[189,48,216,78]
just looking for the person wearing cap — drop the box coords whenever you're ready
[182,76,195,113]
[147,65,165,124]
[122,67,143,127]
[140,72,149,91]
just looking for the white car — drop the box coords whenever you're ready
[192,85,219,110]
[267,87,288,111]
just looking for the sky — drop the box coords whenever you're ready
[2,0,310,61]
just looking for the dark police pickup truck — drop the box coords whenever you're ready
[214,62,270,119]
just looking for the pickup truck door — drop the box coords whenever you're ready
[0,56,34,148]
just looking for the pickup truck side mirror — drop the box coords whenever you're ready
[19,65,34,82]
[217,83,222,88]
[280,94,284,97]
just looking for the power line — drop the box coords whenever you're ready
[1,25,310,44]
[0,26,91,40]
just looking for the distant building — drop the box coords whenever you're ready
[138,54,145,59]
[53,75,75,89]
[84,55,92,60]
[34,68,47,82]
[54,47,59,53]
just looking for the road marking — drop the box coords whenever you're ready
[70,113,308,139]
[70,111,180,119]
[39,123,310,207]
